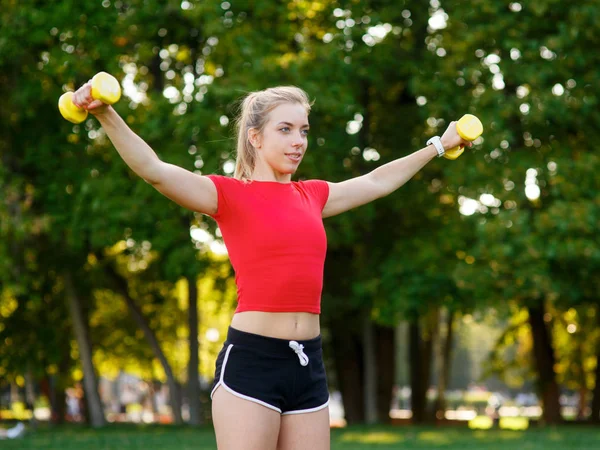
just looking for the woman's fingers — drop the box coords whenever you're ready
[441,121,462,149]
[72,82,93,109]
[87,99,105,110]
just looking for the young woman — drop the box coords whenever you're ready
[71,84,471,449]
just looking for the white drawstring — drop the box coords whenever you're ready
[289,341,309,366]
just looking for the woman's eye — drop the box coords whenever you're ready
[280,127,289,132]
[302,129,309,136]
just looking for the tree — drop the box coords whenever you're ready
[3,0,600,427]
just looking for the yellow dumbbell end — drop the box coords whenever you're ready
[58,92,88,124]
[91,72,121,105]
[443,147,465,160]
[456,114,483,141]
[443,114,483,160]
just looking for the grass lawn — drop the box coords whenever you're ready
[1,423,599,449]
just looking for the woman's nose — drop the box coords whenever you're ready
[293,132,305,146]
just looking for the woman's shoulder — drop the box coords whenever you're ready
[207,174,242,182]
[295,178,329,191]
[294,179,330,208]
[206,174,248,189]
[205,175,248,219]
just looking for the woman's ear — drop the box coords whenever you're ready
[248,128,262,149]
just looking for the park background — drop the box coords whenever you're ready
[1,0,599,448]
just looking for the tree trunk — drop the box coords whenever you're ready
[10,382,19,405]
[576,339,587,420]
[51,348,71,424]
[25,366,38,429]
[578,386,588,420]
[330,316,364,424]
[528,301,562,424]
[64,270,105,428]
[434,309,455,420]
[149,380,159,417]
[362,318,377,424]
[106,265,183,425]
[374,324,395,423]
[409,320,425,423]
[590,309,600,423]
[42,375,64,423]
[423,311,437,422]
[409,311,437,423]
[39,376,53,422]
[186,275,202,425]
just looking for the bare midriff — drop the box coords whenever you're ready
[230,311,321,341]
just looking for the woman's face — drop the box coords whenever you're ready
[251,102,310,178]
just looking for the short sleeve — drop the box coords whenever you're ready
[206,175,230,220]
[300,179,330,211]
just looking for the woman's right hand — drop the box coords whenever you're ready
[71,81,109,115]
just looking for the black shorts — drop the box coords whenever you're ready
[210,326,329,414]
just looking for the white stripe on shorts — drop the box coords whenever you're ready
[210,344,282,413]
[281,397,330,415]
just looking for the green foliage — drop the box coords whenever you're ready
[1,0,599,402]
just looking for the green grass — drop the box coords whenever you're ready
[2,424,599,449]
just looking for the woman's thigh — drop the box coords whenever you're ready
[212,386,281,450]
[277,407,330,450]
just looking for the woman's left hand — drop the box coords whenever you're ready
[440,121,473,151]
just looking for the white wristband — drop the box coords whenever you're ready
[426,136,445,158]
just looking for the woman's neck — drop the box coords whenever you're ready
[251,163,292,183]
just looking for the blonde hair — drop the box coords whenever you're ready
[234,86,312,180]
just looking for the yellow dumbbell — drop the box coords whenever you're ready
[58,72,121,124]
[444,114,483,160]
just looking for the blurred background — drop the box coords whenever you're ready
[1,0,599,440]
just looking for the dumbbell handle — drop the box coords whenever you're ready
[58,72,121,124]
[444,114,483,160]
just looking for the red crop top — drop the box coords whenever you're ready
[206,175,329,314]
